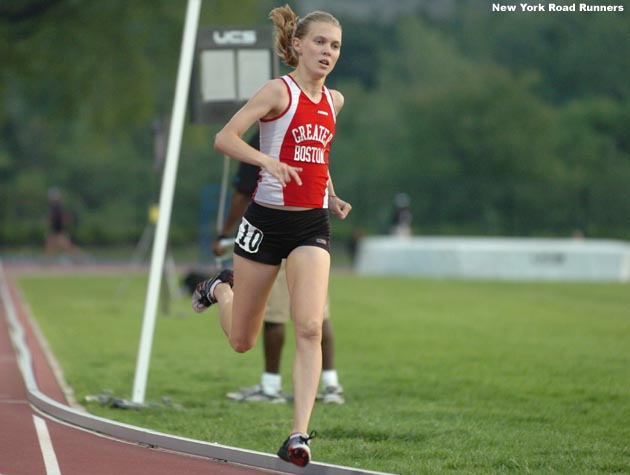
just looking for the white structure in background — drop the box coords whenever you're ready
[355,237,630,282]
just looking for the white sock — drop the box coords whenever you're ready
[209,279,221,300]
[321,370,339,389]
[261,372,281,394]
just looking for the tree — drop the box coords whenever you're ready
[0,0,259,245]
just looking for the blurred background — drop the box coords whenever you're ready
[1,0,629,262]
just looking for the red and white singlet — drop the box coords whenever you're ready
[253,74,337,209]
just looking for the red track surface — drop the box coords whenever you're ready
[0,265,284,475]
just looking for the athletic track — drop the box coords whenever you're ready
[0,262,394,475]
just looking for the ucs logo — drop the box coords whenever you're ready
[213,30,257,46]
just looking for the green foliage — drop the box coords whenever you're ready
[2,1,630,245]
[0,0,255,245]
[454,0,630,103]
[330,10,630,238]
[17,273,630,475]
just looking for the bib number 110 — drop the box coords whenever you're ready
[236,218,263,254]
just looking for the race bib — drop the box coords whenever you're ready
[235,217,264,254]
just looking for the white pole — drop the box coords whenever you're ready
[132,0,202,404]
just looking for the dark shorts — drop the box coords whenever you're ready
[233,201,331,265]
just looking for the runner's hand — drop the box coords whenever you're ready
[329,196,352,220]
[263,157,302,187]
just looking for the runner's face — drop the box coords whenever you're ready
[295,22,341,77]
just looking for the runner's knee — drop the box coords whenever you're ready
[229,336,256,353]
[294,319,322,343]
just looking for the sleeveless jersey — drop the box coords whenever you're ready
[253,74,336,208]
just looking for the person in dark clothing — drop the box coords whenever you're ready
[45,187,81,259]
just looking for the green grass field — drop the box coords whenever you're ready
[17,272,630,474]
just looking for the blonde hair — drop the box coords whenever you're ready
[269,4,341,68]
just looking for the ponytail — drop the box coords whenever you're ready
[269,4,299,68]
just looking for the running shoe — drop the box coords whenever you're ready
[191,269,233,313]
[226,385,286,403]
[277,431,316,467]
[320,385,345,405]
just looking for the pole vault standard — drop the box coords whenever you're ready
[132,0,202,404]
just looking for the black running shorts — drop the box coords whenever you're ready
[233,201,331,265]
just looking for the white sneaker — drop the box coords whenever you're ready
[319,385,345,405]
[226,384,286,403]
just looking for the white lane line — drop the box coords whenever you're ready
[33,415,62,475]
